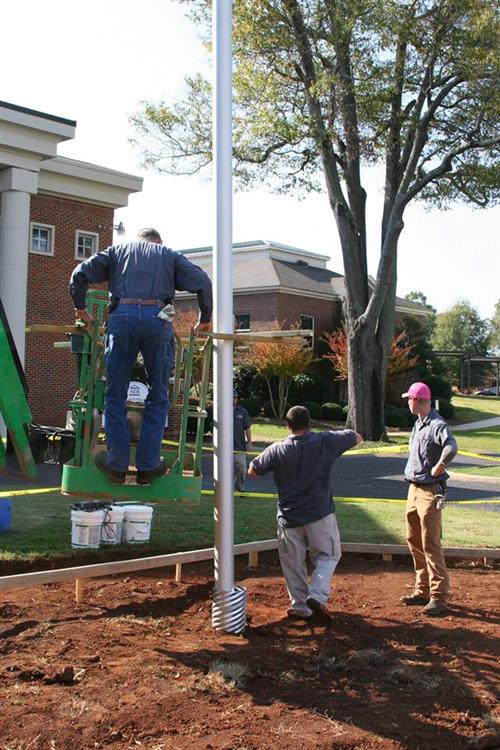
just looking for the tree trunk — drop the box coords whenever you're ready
[344,217,401,441]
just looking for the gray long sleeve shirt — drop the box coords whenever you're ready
[69,241,213,322]
[404,409,458,484]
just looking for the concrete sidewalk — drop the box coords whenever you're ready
[452,416,500,431]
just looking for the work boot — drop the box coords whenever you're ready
[137,459,167,485]
[286,608,313,621]
[401,594,430,606]
[422,599,448,617]
[95,452,126,484]
[306,597,334,625]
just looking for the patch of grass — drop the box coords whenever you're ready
[452,426,500,454]
[451,465,500,477]
[387,664,441,690]
[452,395,500,423]
[1,490,498,568]
[193,660,248,693]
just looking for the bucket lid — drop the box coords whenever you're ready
[71,501,111,512]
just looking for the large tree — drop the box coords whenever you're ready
[130,0,500,439]
[431,299,491,385]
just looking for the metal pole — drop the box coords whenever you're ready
[211,0,246,633]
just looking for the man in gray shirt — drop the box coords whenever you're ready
[401,382,458,616]
[249,405,362,623]
[69,227,212,485]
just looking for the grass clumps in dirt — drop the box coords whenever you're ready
[322,648,392,672]
[387,664,441,690]
[193,659,248,693]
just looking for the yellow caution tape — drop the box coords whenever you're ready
[0,487,61,498]
[457,449,500,463]
[201,490,499,505]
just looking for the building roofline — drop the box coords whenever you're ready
[0,101,76,127]
[181,239,330,261]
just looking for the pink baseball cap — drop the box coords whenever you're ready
[401,382,431,400]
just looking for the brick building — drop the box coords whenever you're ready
[176,239,429,347]
[0,102,142,425]
[1,102,428,427]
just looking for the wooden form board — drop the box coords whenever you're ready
[0,540,497,593]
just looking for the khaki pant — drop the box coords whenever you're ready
[406,483,449,601]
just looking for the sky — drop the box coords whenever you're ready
[2,0,499,319]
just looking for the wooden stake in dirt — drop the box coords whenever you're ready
[175,563,182,582]
[248,551,259,568]
[75,578,83,604]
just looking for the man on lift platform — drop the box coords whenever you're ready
[69,227,212,485]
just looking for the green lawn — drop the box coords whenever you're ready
[451,465,500,478]
[452,394,500,424]
[0,491,498,569]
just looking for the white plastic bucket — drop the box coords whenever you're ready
[122,504,154,544]
[71,509,105,549]
[100,505,125,545]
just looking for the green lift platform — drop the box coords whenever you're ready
[60,291,212,503]
[0,298,37,479]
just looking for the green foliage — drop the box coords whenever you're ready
[297,400,322,419]
[239,396,262,418]
[384,404,411,428]
[234,363,269,401]
[491,300,500,352]
[321,402,346,421]
[431,300,492,386]
[424,374,453,402]
[288,373,328,406]
[130,0,500,439]
[435,398,455,420]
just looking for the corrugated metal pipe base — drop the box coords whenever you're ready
[212,584,247,633]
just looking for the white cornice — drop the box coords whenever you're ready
[38,157,143,208]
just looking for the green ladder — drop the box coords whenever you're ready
[0,298,36,478]
[61,290,212,503]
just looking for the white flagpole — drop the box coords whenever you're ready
[211,0,246,633]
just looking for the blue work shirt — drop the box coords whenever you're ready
[69,241,212,322]
[404,409,457,484]
[250,429,357,527]
[234,404,251,452]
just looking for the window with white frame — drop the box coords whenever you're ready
[299,314,315,347]
[235,313,250,331]
[30,223,55,256]
[75,230,99,260]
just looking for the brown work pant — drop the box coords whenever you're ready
[406,483,449,601]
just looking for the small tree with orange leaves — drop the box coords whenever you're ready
[323,327,418,394]
[243,324,314,419]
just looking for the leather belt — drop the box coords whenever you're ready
[118,298,164,306]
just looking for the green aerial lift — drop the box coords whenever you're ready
[59,290,212,503]
[0,298,37,479]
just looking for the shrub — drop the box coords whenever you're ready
[239,396,262,418]
[321,402,345,421]
[288,373,328,406]
[263,400,278,418]
[297,400,322,419]
[423,375,452,402]
[233,364,258,399]
[384,405,408,428]
[435,398,455,419]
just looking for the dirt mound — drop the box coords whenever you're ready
[0,557,498,749]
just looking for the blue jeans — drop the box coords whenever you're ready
[104,304,174,471]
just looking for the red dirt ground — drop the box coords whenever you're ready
[0,555,499,750]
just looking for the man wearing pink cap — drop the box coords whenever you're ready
[401,381,457,616]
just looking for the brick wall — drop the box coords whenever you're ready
[25,194,113,425]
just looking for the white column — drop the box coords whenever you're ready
[0,168,38,364]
